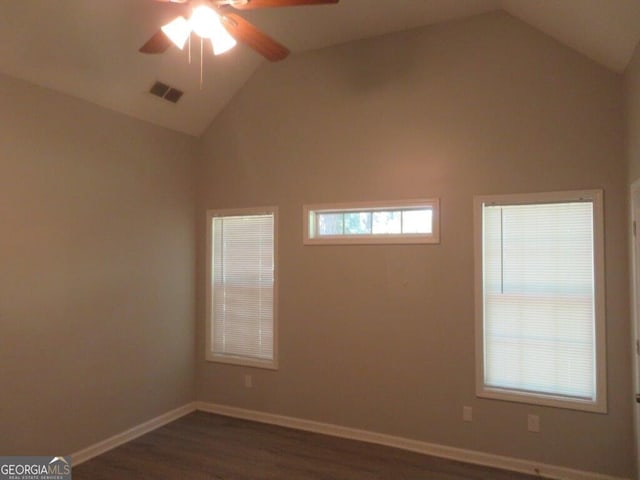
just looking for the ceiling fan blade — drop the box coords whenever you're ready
[229,0,338,9]
[139,30,172,54]
[221,13,289,61]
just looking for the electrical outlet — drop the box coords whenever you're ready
[527,414,540,433]
[244,374,252,388]
[463,406,472,422]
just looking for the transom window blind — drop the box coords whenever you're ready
[482,200,596,400]
[211,213,274,363]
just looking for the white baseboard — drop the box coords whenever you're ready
[196,401,630,480]
[71,402,197,466]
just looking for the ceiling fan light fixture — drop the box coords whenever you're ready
[210,22,237,55]
[190,5,219,39]
[161,16,190,49]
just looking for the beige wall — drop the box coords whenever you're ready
[196,12,634,477]
[628,43,640,184]
[0,74,196,455]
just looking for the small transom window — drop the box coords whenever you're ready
[304,199,439,245]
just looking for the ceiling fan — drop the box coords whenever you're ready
[140,0,340,62]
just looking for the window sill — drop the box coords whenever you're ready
[206,352,278,370]
[476,386,607,413]
[304,235,439,246]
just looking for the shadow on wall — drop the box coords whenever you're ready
[333,29,426,94]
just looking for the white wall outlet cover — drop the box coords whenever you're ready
[463,406,472,422]
[527,414,540,432]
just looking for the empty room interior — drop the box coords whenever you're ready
[2,0,640,479]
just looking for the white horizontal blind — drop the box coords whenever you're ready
[482,201,595,400]
[211,213,274,362]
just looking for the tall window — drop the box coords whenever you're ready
[206,208,277,369]
[474,190,606,412]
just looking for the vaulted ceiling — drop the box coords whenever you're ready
[2,0,639,136]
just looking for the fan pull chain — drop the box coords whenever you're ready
[200,37,204,90]
[188,35,191,64]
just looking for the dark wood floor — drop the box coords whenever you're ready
[73,411,541,480]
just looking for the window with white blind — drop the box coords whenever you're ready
[206,207,277,369]
[474,190,606,412]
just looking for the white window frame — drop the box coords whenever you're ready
[474,190,607,413]
[303,199,440,245]
[206,207,279,370]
